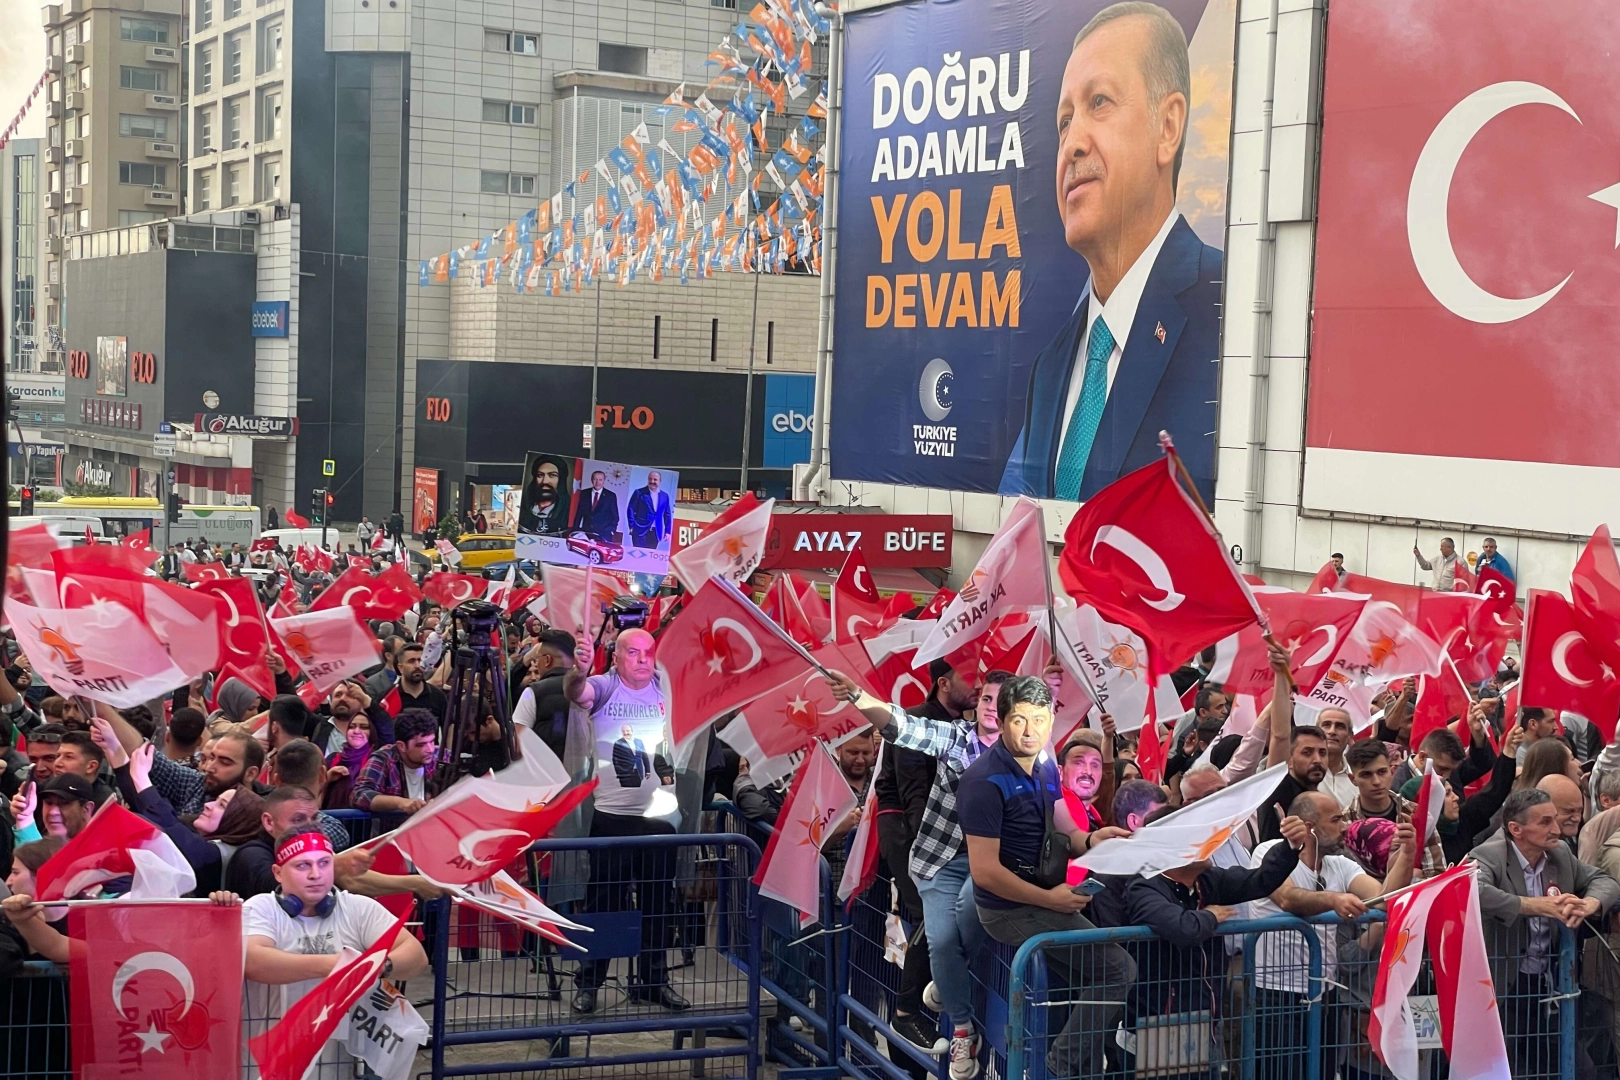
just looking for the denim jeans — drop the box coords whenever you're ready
[915,853,985,1028]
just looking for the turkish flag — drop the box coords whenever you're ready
[883,590,919,620]
[538,564,629,642]
[1572,527,1620,667]
[388,780,596,886]
[833,546,890,644]
[1477,565,1517,602]
[71,902,242,1078]
[52,540,161,583]
[871,645,931,709]
[795,576,833,643]
[1410,659,1474,748]
[37,802,195,901]
[761,572,826,649]
[1059,457,1260,677]
[658,578,821,749]
[1521,589,1620,741]
[505,582,545,617]
[267,606,382,695]
[283,509,309,529]
[1339,573,1426,622]
[1451,559,1477,593]
[1219,589,1365,696]
[838,739,885,907]
[313,547,334,574]
[194,576,275,697]
[1135,718,1167,786]
[378,685,402,717]
[422,571,489,609]
[918,587,955,620]
[1412,759,1447,848]
[1306,561,1341,594]
[311,562,421,621]
[122,527,154,558]
[727,640,882,762]
[181,562,230,583]
[250,536,277,553]
[247,913,406,1080]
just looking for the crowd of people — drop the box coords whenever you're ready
[2,526,1619,1080]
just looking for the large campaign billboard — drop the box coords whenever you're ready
[829,0,1235,500]
[514,454,680,575]
[1304,0,1620,536]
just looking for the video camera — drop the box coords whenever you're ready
[600,594,650,632]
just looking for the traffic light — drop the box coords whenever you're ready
[19,486,33,515]
[167,492,181,523]
[311,488,326,524]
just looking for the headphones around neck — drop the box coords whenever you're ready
[275,888,338,919]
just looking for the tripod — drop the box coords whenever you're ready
[439,598,520,786]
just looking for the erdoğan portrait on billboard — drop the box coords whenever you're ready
[1305,0,1620,535]
[829,0,1236,502]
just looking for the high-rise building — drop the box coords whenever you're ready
[1,137,65,487]
[39,0,186,374]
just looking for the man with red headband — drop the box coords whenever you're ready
[220,827,428,1049]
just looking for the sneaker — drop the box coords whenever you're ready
[889,1011,947,1056]
[948,1027,981,1080]
[922,981,944,1013]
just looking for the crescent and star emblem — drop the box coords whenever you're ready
[1410,80,1620,324]
[458,828,530,867]
[1552,631,1595,687]
[1090,525,1185,612]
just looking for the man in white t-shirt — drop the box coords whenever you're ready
[1247,790,1381,1080]
[222,828,428,1067]
[563,628,688,1014]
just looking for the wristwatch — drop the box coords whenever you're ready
[381,957,394,978]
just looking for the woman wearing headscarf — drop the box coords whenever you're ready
[323,712,374,810]
[118,742,265,894]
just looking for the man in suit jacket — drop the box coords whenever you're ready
[1473,788,1620,1074]
[570,470,619,539]
[626,471,673,549]
[999,2,1218,504]
[611,725,651,788]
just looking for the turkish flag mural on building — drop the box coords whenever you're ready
[70,902,243,1078]
[1305,0,1620,533]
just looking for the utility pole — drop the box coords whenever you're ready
[740,249,762,494]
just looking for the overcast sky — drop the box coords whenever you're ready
[0,0,48,140]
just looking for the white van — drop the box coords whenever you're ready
[258,527,344,550]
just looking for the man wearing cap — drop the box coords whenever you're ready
[221,827,428,1044]
[10,774,100,840]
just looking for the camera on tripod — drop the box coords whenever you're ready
[602,594,650,632]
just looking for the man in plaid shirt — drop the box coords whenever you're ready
[353,709,441,814]
[841,662,1058,1080]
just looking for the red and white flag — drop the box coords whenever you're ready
[914,499,1049,665]
[7,596,201,708]
[754,740,858,927]
[453,870,592,951]
[181,561,230,583]
[1411,759,1446,848]
[1409,657,1475,748]
[833,545,890,644]
[1426,865,1512,1080]
[1054,605,1177,735]
[310,562,421,621]
[268,606,383,695]
[421,571,489,608]
[1216,589,1365,696]
[283,508,310,529]
[247,914,407,1080]
[871,646,931,710]
[71,901,243,1078]
[658,578,820,750]
[669,493,774,590]
[838,739,885,906]
[1059,457,1260,677]
[1369,865,1468,1080]
[761,571,827,649]
[1476,564,1517,602]
[538,564,629,642]
[1135,718,1167,786]
[194,575,276,698]
[1570,527,1620,667]
[720,639,881,773]
[36,802,196,901]
[390,781,596,886]
[1075,763,1287,876]
[122,528,155,561]
[1522,589,1620,742]
[487,563,518,610]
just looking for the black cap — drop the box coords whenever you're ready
[37,773,96,803]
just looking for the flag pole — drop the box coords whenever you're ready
[39,897,220,908]
[1157,431,1296,692]
[1033,503,1108,714]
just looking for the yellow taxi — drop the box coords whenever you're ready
[435,533,515,570]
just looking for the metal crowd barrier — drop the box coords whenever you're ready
[709,799,843,1074]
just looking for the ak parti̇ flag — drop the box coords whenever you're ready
[1368,866,1464,1080]
[389,780,597,886]
[248,914,407,1080]
[1059,456,1260,678]
[1425,867,1512,1080]
[914,499,1049,665]
[267,606,383,695]
[669,493,774,591]
[754,740,858,927]
[71,901,243,1079]
[837,739,885,907]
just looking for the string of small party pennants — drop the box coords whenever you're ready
[0,71,50,155]
[415,0,833,295]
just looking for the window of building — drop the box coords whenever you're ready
[225,32,244,84]
[50,33,61,56]
[196,43,213,93]
[258,156,282,202]
[76,162,89,186]
[48,261,59,283]
[76,209,90,231]
[194,168,212,210]
[257,17,282,74]
[510,173,536,195]
[78,18,90,42]
[225,97,243,147]
[119,113,170,139]
[118,210,163,226]
[120,66,167,92]
[48,125,60,147]
[76,114,90,139]
[196,106,213,154]
[197,0,213,32]
[119,161,168,186]
[479,170,509,194]
[224,163,241,206]
[47,170,60,194]
[256,89,281,141]
[77,67,91,90]
[64,24,77,47]
[224,0,242,18]
[485,29,539,54]
[482,100,537,125]
[599,44,648,75]
[120,16,170,42]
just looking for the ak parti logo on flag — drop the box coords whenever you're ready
[1308,0,1620,471]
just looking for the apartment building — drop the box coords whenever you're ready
[39,0,185,374]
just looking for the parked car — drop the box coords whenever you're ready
[480,558,540,581]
